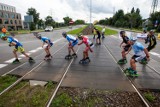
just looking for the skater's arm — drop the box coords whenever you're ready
[78,41,83,45]
[42,42,45,48]
[125,47,132,55]
[120,42,123,47]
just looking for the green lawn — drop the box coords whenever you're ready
[67,25,87,34]
[95,26,118,35]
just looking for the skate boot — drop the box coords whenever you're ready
[72,53,77,58]
[140,57,148,64]
[65,54,72,59]
[118,58,127,64]
[44,54,52,60]
[12,59,20,64]
[85,57,90,63]
[125,67,139,77]
[29,57,35,63]
[79,58,86,64]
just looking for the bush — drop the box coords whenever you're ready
[144,92,155,102]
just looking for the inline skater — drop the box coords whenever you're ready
[77,34,94,64]
[145,30,157,52]
[125,37,150,77]
[62,32,78,59]
[1,33,34,63]
[118,31,131,64]
[34,32,53,60]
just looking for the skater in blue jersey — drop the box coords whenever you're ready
[34,32,53,60]
[1,33,34,63]
[125,37,150,77]
[62,32,78,59]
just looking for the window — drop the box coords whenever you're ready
[4,13,9,18]
[0,19,2,24]
[15,20,17,24]
[0,12,3,18]
[17,14,18,19]
[4,19,9,24]
[19,20,21,25]
[10,20,13,24]
[10,14,15,19]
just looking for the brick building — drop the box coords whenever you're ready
[0,3,22,31]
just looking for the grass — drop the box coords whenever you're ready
[6,29,44,35]
[0,75,18,93]
[67,25,87,34]
[0,81,55,107]
[95,25,118,35]
[144,92,156,102]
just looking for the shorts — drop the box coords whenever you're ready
[71,40,78,47]
[147,45,155,52]
[132,55,146,62]
[123,45,130,52]
[97,34,101,39]
[14,46,25,53]
[46,42,53,48]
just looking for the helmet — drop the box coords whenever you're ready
[0,33,6,39]
[62,32,67,36]
[120,31,125,35]
[77,33,82,38]
[37,35,41,39]
[130,37,137,42]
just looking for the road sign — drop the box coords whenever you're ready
[24,15,33,23]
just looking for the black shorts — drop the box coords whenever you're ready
[132,55,140,62]
[147,45,155,52]
[124,46,130,51]
[97,34,101,39]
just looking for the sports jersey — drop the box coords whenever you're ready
[146,35,157,46]
[122,36,130,44]
[66,35,77,42]
[41,37,53,45]
[132,42,145,56]
[7,36,22,47]
[82,36,92,45]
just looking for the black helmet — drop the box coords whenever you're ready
[120,31,125,35]
[62,32,67,37]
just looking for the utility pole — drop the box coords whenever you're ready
[150,0,158,14]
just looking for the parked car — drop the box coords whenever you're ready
[45,26,53,32]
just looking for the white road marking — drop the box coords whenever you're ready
[5,58,22,63]
[29,50,38,53]
[0,64,8,68]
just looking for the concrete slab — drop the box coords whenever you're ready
[29,80,48,86]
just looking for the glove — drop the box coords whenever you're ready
[9,44,11,47]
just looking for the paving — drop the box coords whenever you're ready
[104,36,160,90]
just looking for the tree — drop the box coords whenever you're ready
[75,19,85,25]
[136,8,140,14]
[63,16,72,26]
[38,19,44,29]
[131,7,135,13]
[26,7,39,24]
[45,16,55,28]
[30,22,36,31]
[149,11,160,31]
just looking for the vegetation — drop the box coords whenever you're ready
[0,81,55,107]
[99,7,160,32]
[144,92,156,102]
[95,26,118,35]
[0,75,18,93]
[67,25,87,34]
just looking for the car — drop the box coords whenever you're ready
[45,26,53,32]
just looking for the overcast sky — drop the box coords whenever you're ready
[0,0,159,22]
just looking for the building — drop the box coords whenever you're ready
[0,3,22,31]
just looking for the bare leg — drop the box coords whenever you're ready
[22,52,30,58]
[130,59,136,71]
[122,50,126,59]
[68,46,71,55]
[71,46,75,54]
[13,50,18,59]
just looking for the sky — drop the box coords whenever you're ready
[0,0,159,22]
